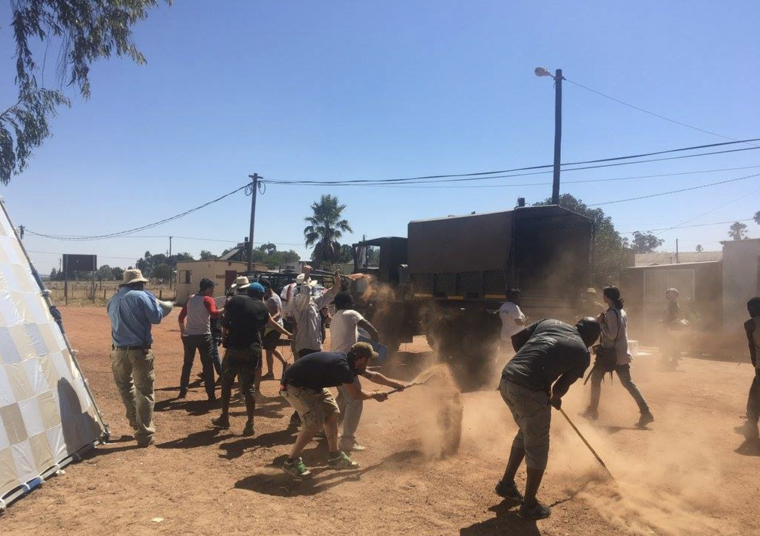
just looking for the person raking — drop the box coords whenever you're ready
[495,317,601,520]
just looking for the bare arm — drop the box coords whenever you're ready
[361,370,406,390]
[549,372,581,409]
[342,378,388,401]
[358,319,379,342]
[268,314,292,337]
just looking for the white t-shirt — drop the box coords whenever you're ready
[499,301,526,342]
[330,309,365,354]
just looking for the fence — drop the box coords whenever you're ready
[44,281,175,306]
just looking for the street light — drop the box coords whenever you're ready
[535,67,564,204]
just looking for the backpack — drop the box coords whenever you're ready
[584,309,620,384]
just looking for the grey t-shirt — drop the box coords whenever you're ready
[503,319,590,393]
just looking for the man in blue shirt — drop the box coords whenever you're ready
[107,269,166,447]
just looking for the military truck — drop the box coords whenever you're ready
[350,205,594,364]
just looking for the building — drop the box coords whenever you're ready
[175,260,267,304]
[722,238,760,330]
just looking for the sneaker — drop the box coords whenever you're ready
[261,372,275,381]
[328,451,360,470]
[242,423,255,437]
[178,389,188,399]
[495,479,524,502]
[581,407,598,421]
[637,411,655,428]
[282,458,312,480]
[211,416,230,429]
[518,501,551,520]
[339,439,367,452]
[137,436,155,448]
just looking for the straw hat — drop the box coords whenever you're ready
[296,273,316,287]
[122,269,148,285]
[231,276,250,290]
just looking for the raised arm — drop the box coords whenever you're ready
[315,274,342,308]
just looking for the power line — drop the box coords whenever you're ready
[26,182,252,241]
[620,218,756,234]
[589,172,760,207]
[265,145,760,187]
[263,138,760,186]
[566,78,744,142]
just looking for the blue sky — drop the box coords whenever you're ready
[2,0,760,274]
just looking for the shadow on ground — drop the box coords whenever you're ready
[235,450,423,497]
[459,501,540,536]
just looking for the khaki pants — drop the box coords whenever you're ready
[110,348,156,443]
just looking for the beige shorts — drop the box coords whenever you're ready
[281,385,340,431]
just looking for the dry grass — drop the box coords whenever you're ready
[43,281,175,307]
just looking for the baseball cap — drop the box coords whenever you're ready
[249,282,265,294]
[351,341,379,361]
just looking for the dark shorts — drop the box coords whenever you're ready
[262,329,282,351]
[221,347,262,395]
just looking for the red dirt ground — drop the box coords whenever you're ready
[2,307,759,535]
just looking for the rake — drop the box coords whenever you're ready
[558,408,616,482]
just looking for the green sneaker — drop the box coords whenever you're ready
[328,451,360,470]
[282,458,312,480]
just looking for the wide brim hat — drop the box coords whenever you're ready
[232,276,250,290]
[123,269,149,285]
[296,273,317,287]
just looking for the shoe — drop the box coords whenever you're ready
[242,423,255,437]
[282,458,312,480]
[137,436,155,448]
[328,451,360,470]
[178,389,187,399]
[518,501,551,520]
[495,479,524,502]
[261,372,275,381]
[637,411,655,428]
[339,439,367,452]
[736,421,760,440]
[211,416,230,429]
[208,395,217,403]
[581,407,598,421]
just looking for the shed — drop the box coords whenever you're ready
[721,238,760,330]
[175,260,266,304]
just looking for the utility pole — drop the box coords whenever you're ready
[552,68,563,205]
[247,173,260,274]
[535,67,564,204]
[676,239,679,264]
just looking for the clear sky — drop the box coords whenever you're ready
[2,0,760,274]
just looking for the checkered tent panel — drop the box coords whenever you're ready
[0,210,104,500]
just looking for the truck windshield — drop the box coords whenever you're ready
[357,244,381,269]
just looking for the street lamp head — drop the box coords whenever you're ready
[534,67,552,77]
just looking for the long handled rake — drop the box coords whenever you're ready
[558,408,616,482]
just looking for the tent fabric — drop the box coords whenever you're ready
[0,200,106,506]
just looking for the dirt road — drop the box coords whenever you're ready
[2,307,759,535]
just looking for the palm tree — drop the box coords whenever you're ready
[728,221,748,241]
[304,195,353,267]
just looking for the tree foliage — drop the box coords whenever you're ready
[754,211,760,226]
[696,244,704,253]
[135,250,193,277]
[304,195,353,268]
[151,263,171,281]
[2,0,168,184]
[728,221,748,241]
[630,231,665,254]
[199,250,217,260]
[534,194,630,286]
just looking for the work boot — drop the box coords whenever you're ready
[137,436,155,448]
[637,411,655,428]
[328,452,360,470]
[282,457,312,480]
[211,415,230,429]
[261,372,274,381]
[242,423,255,437]
[518,501,551,520]
[495,479,524,502]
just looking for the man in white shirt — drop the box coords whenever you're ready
[331,291,406,452]
[499,288,526,354]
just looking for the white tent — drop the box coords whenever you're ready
[0,199,107,510]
